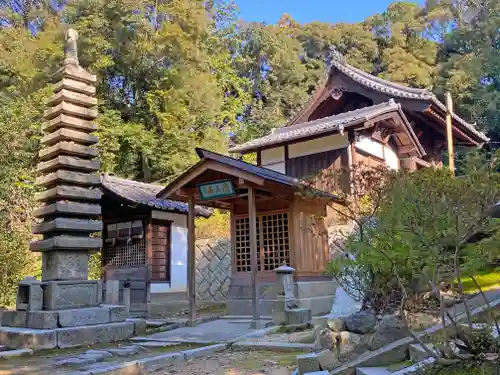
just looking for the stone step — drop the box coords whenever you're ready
[33,218,102,234]
[54,78,96,97]
[37,156,100,174]
[41,128,98,147]
[43,114,97,133]
[146,319,169,328]
[0,349,33,358]
[34,201,101,218]
[39,141,98,161]
[47,89,98,109]
[35,185,102,203]
[356,368,391,375]
[43,101,97,121]
[51,64,97,85]
[30,235,102,252]
[35,170,100,188]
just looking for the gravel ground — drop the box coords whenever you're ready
[153,350,299,375]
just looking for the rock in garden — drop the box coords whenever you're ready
[337,331,363,354]
[368,315,409,351]
[344,311,377,334]
[315,328,336,350]
[317,349,340,371]
[327,318,345,332]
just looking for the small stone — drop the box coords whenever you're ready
[327,318,345,332]
[107,345,142,357]
[317,349,339,371]
[315,328,336,351]
[344,311,377,334]
[296,353,320,374]
[83,349,113,359]
[56,356,98,367]
[138,341,179,348]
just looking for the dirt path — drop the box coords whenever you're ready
[152,350,301,375]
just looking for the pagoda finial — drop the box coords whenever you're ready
[64,28,79,66]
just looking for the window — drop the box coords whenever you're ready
[235,212,290,272]
[103,220,146,267]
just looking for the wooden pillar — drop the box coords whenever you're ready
[445,92,455,175]
[187,194,196,326]
[248,186,260,327]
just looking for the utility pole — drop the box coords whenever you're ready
[445,92,455,175]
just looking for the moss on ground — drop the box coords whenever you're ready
[420,362,498,375]
[458,268,500,294]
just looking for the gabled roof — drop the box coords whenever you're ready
[287,51,489,144]
[157,148,340,202]
[229,100,425,156]
[101,174,211,217]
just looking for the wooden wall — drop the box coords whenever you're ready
[286,148,348,193]
[289,198,329,277]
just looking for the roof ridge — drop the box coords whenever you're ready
[277,100,399,134]
[102,174,165,190]
[229,101,402,153]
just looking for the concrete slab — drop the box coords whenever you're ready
[356,368,391,375]
[232,341,314,352]
[56,321,135,348]
[0,326,57,350]
[0,349,33,358]
[141,318,271,343]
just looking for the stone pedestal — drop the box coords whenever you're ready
[0,29,136,350]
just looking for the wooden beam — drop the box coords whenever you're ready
[248,186,260,326]
[445,92,455,175]
[187,194,196,326]
[398,145,416,154]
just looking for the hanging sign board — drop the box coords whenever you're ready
[197,179,235,201]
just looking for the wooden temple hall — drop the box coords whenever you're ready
[157,148,340,323]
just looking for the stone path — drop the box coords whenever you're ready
[135,318,273,344]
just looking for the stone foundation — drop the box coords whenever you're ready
[0,320,136,350]
[227,279,336,317]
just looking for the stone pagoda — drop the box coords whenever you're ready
[0,29,141,350]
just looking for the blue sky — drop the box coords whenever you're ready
[235,0,423,24]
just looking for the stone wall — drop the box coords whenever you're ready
[195,238,231,302]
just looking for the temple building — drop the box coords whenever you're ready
[229,51,488,178]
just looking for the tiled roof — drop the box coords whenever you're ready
[193,148,340,201]
[101,174,211,217]
[329,57,488,142]
[229,101,402,153]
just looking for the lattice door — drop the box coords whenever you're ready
[234,212,290,272]
[151,223,171,282]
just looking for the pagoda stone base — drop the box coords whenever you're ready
[0,305,144,350]
[42,280,100,310]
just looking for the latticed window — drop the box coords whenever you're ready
[104,220,146,267]
[235,212,290,272]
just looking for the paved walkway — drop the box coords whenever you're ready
[135,318,273,344]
